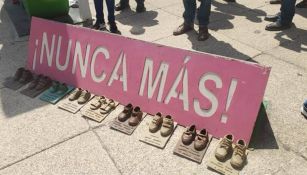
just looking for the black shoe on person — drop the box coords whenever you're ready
[136,5,146,13]
[198,26,209,41]
[264,13,280,22]
[173,23,194,36]
[109,22,121,35]
[269,0,282,4]
[265,21,291,31]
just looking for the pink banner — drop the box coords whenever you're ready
[27,17,270,144]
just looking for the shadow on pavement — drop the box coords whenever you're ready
[212,1,266,23]
[274,25,307,53]
[116,10,158,35]
[249,103,279,150]
[185,30,252,61]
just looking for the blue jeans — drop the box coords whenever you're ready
[183,0,211,26]
[94,0,115,24]
[278,0,297,25]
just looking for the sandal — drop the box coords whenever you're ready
[100,99,116,114]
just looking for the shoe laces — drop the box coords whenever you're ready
[79,91,88,98]
[233,145,246,157]
[220,138,232,149]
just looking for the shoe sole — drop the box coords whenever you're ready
[301,106,307,118]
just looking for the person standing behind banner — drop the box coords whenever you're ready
[115,0,146,13]
[93,0,121,34]
[173,0,211,41]
[265,0,297,31]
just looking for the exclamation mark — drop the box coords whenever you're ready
[221,79,238,123]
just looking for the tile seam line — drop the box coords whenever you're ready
[90,129,123,175]
[0,129,90,171]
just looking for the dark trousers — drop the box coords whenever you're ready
[119,0,145,6]
[278,0,297,25]
[183,0,211,26]
[94,0,115,24]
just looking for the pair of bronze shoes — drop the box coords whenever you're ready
[14,68,33,83]
[118,104,143,126]
[215,134,247,169]
[69,88,91,104]
[149,113,174,137]
[90,96,116,114]
[181,125,209,151]
[27,75,52,91]
[50,81,68,95]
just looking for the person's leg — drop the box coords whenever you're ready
[173,0,195,36]
[136,0,146,13]
[93,0,106,30]
[265,0,297,31]
[106,0,121,34]
[279,0,297,25]
[197,0,211,41]
[115,0,129,11]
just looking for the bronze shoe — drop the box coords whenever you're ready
[149,112,163,133]
[19,70,33,83]
[77,90,91,104]
[194,129,209,151]
[230,139,247,169]
[215,134,234,161]
[128,106,143,126]
[160,115,174,137]
[181,125,196,145]
[35,76,52,91]
[118,103,133,122]
[69,88,82,101]
[13,67,25,81]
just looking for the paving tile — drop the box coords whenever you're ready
[252,54,307,154]
[277,156,307,175]
[154,30,261,61]
[232,0,266,10]
[0,88,89,169]
[115,8,181,42]
[147,0,181,9]
[265,37,307,70]
[242,147,297,175]
[0,131,120,175]
[209,9,299,51]
[95,119,221,175]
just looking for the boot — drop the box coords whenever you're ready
[136,1,146,13]
[198,26,209,41]
[109,22,121,35]
[173,23,194,36]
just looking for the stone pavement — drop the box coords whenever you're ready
[0,0,307,174]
